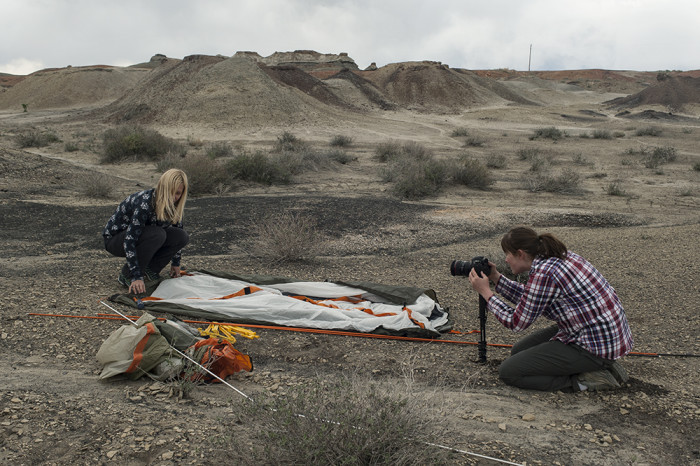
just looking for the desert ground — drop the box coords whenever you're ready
[0,52,699,465]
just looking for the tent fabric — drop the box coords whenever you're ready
[96,313,171,380]
[110,270,451,338]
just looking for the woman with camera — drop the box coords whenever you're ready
[468,226,633,392]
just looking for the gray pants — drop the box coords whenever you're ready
[498,325,609,392]
[104,225,188,279]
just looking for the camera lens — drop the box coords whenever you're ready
[450,260,472,276]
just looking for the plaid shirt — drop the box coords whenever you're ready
[103,188,183,281]
[488,252,633,360]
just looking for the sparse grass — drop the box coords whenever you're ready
[186,135,205,147]
[591,129,613,139]
[678,186,695,197]
[384,157,448,199]
[450,127,469,137]
[450,157,494,190]
[15,130,60,148]
[273,131,309,153]
[249,211,324,262]
[572,153,591,165]
[529,153,554,172]
[157,152,231,196]
[401,141,432,161]
[323,148,356,164]
[529,126,565,141]
[101,125,185,163]
[329,134,353,147]
[379,142,448,199]
[227,150,291,185]
[374,141,403,162]
[644,146,677,168]
[485,153,506,169]
[206,141,234,158]
[624,147,648,156]
[635,126,662,137]
[523,168,581,194]
[516,147,541,161]
[693,161,700,171]
[80,173,113,199]
[232,376,448,465]
[606,180,627,196]
[64,142,80,152]
[463,136,486,147]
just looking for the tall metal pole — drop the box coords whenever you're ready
[528,44,532,72]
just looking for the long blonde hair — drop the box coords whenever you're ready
[154,169,188,223]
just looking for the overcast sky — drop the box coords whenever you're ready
[1,0,698,75]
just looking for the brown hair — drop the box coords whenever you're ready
[154,169,188,224]
[500,226,568,260]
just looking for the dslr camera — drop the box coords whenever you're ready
[450,256,491,277]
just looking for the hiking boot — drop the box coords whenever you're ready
[143,267,161,282]
[608,360,629,384]
[117,271,131,288]
[576,369,621,392]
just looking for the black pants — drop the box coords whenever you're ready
[498,325,609,392]
[104,225,189,278]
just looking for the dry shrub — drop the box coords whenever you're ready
[529,126,565,141]
[379,142,448,199]
[157,152,231,196]
[101,125,185,163]
[205,141,234,158]
[644,146,677,168]
[375,141,403,162]
[273,131,309,153]
[249,211,324,262]
[606,180,627,196]
[485,153,506,169]
[229,376,450,465]
[523,168,581,194]
[383,158,448,200]
[80,173,113,199]
[15,130,60,148]
[635,126,662,137]
[450,157,494,190]
[329,134,353,147]
[227,150,291,185]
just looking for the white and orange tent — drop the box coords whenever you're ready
[110,270,451,338]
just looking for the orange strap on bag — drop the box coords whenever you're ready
[190,337,253,382]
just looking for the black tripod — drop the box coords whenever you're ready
[477,295,488,363]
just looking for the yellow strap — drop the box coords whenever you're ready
[198,323,259,344]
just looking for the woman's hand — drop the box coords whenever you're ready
[128,279,146,295]
[469,268,494,300]
[170,265,181,278]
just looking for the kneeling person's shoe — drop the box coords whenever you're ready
[576,369,621,392]
[143,267,161,282]
[608,360,629,384]
[118,272,131,288]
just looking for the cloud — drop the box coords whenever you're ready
[0,58,45,76]
[1,0,699,74]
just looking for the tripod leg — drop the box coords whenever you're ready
[478,295,487,363]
